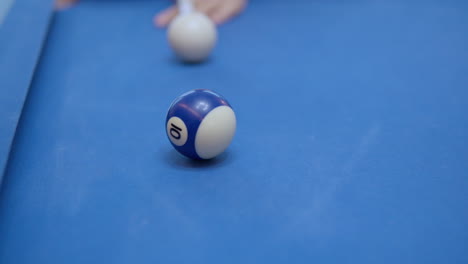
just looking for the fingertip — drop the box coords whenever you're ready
[153,14,161,27]
[210,10,229,25]
[196,1,218,17]
[154,15,167,28]
[154,7,178,28]
[213,17,227,25]
[210,14,223,25]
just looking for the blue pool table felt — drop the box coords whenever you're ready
[1,0,468,263]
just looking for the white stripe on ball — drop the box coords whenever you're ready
[195,106,236,159]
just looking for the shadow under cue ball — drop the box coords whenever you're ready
[166,89,236,160]
[167,12,217,63]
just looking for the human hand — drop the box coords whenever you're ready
[155,0,247,27]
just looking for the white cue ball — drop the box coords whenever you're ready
[167,12,217,62]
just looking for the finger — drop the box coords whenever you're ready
[194,0,218,15]
[210,2,245,24]
[154,6,178,27]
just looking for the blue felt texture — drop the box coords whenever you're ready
[0,1,467,263]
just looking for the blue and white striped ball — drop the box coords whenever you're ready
[166,89,236,160]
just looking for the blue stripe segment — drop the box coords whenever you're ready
[166,89,231,160]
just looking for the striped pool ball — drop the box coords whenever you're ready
[166,89,236,160]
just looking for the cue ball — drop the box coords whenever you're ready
[166,89,236,160]
[167,12,217,62]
